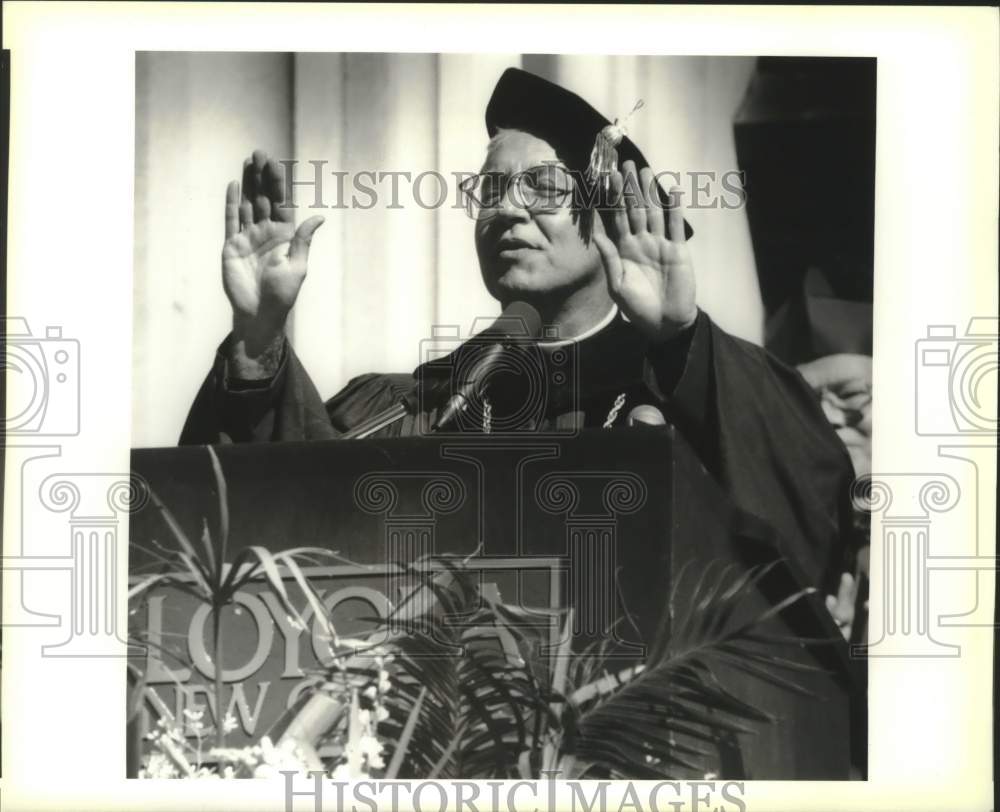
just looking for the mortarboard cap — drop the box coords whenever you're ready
[485,68,693,240]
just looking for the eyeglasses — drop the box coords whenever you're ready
[459,164,576,218]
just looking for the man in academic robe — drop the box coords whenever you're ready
[182,68,855,597]
[180,68,861,775]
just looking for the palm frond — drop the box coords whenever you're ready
[205,445,229,575]
[145,489,215,594]
[567,560,830,779]
[132,450,834,782]
[384,687,427,779]
[352,558,549,778]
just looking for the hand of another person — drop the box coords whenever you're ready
[825,572,859,641]
[222,150,324,377]
[592,161,697,343]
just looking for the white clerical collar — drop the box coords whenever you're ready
[537,305,619,348]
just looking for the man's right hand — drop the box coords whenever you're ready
[222,149,324,379]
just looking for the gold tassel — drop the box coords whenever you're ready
[585,99,645,192]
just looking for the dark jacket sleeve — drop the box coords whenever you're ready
[179,336,409,444]
[642,310,855,594]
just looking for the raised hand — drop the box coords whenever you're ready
[222,150,324,361]
[592,161,697,343]
[825,572,860,641]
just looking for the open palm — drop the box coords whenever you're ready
[221,151,324,338]
[223,218,307,326]
[593,162,697,342]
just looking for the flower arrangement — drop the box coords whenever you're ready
[138,710,313,779]
[130,446,830,780]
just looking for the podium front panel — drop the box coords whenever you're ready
[128,428,854,778]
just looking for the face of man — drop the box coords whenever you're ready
[473,130,604,305]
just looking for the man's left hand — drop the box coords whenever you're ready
[593,161,697,343]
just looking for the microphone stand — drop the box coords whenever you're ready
[343,302,541,439]
[340,390,419,440]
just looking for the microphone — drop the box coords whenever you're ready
[431,301,542,432]
[626,404,666,427]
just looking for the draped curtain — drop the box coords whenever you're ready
[133,52,761,447]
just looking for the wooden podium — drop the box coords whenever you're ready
[128,427,857,779]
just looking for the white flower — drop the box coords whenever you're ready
[209,747,261,768]
[252,736,311,779]
[138,753,179,779]
[362,685,378,701]
[357,733,384,760]
[375,706,390,723]
[331,762,353,780]
[222,712,240,734]
[331,752,370,781]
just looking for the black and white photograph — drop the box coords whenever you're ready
[1,5,996,812]
[126,51,873,783]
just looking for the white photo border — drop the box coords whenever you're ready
[3,3,997,811]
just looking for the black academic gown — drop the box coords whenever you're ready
[181,309,854,596]
[180,308,860,777]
